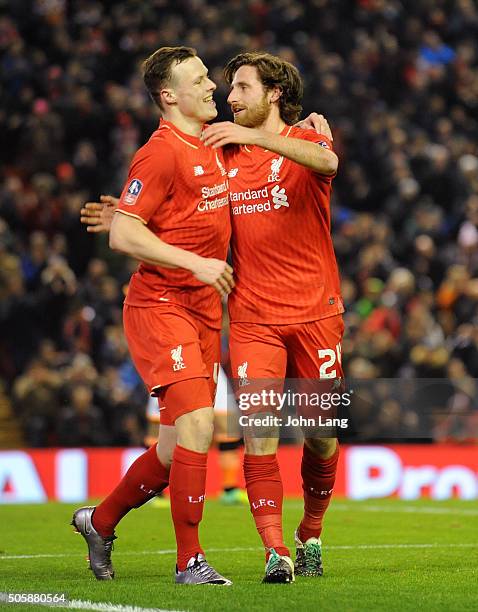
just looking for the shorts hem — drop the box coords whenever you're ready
[150,374,209,396]
[173,402,213,422]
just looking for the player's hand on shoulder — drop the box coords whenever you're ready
[296,113,333,141]
[190,256,235,297]
[80,195,118,233]
[201,122,259,148]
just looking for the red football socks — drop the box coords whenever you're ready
[298,442,339,542]
[92,445,169,537]
[169,445,207,571]
[244,453,289,558]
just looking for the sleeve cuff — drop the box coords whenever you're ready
[115,208,148,225]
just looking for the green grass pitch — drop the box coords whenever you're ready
[0,498,477,611]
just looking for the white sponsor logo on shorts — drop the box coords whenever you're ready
[171,345,186,371]
[238,361,249,387]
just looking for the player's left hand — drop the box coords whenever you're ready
[201,122,260,148]
[296,113,333,141]
[80,195,118,233]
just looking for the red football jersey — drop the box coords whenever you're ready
[225,125,343,324]
[116,120,231,329]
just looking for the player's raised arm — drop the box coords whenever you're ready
[202,120,338,176]
[250,124,338,175]
[110,213,234,296]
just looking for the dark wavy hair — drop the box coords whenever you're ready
[224,51,303,124]
[142,46,197,110]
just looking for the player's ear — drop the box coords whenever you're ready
[161,87,177,106]
[269,86,282,104]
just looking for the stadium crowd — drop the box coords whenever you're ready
[1,0,478,446]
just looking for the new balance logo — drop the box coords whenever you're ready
[238,361,249,387]
[271,185,289,209]
[171,345,186,371]
[268,156,284,182]
[228,168,239,178]
[194,165,204,176]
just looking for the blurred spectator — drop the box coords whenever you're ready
[57,383,109,447]
[13,358,62,446]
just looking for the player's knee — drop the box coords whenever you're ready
[305,436,337,459]
[157,425,177,468]
[157,445,174,468]
[195,418,214,451]
[244,435,279,456]
[176,407,214,453]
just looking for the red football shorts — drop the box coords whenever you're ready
[123,304,220,425]
[229,314,344,380]
[229,314,344,395]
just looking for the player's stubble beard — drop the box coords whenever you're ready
[233,93,271,128]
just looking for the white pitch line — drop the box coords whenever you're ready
[282,501,478,516]
[66,600,185,612]
[10,598,185,612]
[328,543,478,550]
[331,503,478,516]
[1,543,477,561]
[0,546,258,560]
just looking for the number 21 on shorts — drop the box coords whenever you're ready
[318,343,342,378]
